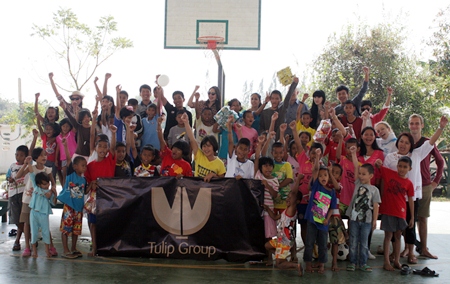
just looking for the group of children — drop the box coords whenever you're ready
[5,70,447,277]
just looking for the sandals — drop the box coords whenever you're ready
[8,229,17,237]
[12,243,21,251]
[61,253,77,259]
[360,265,372,272]
[401,264,411,275]
[413,267,439,277]
[49,247,58,256]
[22,248,31,257]
[346,264,355,271]
[71,250,83,258]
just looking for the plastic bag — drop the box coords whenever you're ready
[313,119,332,143]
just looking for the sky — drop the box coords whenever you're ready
[0,0,449,111]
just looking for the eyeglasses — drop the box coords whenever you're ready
[71,97,81,101]
[207,92,216,95]
[361,107,370,112]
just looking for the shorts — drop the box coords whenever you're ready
[61,160,68,168]
[296,204,307,225]
[328,216,346,244]
[339,202,349,217]
[60,204,83,236]
[418,184,433,218]
[8,193,23,225]
[264,214,277,238]
[88,213,97,224]
[19,202,31,223]
[269,238,291,260]
[380,215,408,232]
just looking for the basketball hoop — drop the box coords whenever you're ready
[198,36,225,59]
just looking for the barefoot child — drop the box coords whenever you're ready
[346,146,381,272]
[58,138,88,259]
[375,157,414,271]
[303,148,337,274]
[264,172,304,276]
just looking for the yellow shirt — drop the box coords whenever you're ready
[296,121,316,147]
[194,150,226,177]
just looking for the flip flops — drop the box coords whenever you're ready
[8,229,17,237]
[412,267,439,277]
[61,253,77,259]
[401,264,411,275]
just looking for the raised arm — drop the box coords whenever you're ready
[268,112,278,135]
[350,145,359,174]
[48,72,62,98]
[34,93,44,123]
[194,92,201,119]
[29,129,38,154]
[127,124,138,159]
[262,131,275,157]
[289,121,305,157]
[187,85,200,108]
[352,66,370,111]
[94,77,103,98]
[281,77,299,112]
[254,135,266,176]
[103,73,111,96]
[115,84,122,118]
[109,125,117,155]
[227,116,235,159]
[428,115,448,146]
[296,93,309,122]
[335,131,344,161]
[155,86,162,116]
[157,117,166,151]
[90,109,98,155]
[312,148,321,180]
[328,107,346,135]
[254,93,270,115]
[182,113,198,155]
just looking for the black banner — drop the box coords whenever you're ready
[96,177,266,262]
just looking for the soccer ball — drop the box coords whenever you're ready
[337,243,349,261]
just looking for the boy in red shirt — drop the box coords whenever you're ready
[375,157,414,271]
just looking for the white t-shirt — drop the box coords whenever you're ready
[225,152,254,179]
[22,165,52,204]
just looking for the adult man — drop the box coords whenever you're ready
[409,114,444,259]
[284,89,308,136]
[334,66,370,117]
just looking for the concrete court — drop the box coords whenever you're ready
[0,202,449,283]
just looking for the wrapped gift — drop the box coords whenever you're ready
[214,106,239,129]
[277,67,293,86]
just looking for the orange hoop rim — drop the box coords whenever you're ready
[197,36,225,44]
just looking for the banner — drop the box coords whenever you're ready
[96,177,266,262]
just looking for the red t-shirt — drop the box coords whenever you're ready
[159,146,193,177]
[297,151,314,204]
[41,135,57,163]
[358,150,384,185]
[379,166,414,219]
[339,156,357,206]
[85,153,116,183]
[340,116,363,141]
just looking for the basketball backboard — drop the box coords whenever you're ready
[164,0,261,50]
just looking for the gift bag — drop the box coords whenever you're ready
[313,119,332,143]
[84,189,96,215]
[214,106,239,129]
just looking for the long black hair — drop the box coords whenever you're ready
[310,90,326,129]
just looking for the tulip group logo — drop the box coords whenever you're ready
[152,187,211,235]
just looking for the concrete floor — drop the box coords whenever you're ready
[0,202,449,283]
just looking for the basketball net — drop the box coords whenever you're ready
[198,36,224,62]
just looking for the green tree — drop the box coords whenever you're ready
[31,8,133,91]
[312,21,447,138]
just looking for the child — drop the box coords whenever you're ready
[115,142,133,177]
[27,166,57,258]
[167,110,191,148]
[34,92,59,124]
[17,147,58,257]
[235,110,258,154]
[133,145,160,177]
[346,146,381,272]
[225,116,254,179]
[374,121,397,156]
[58,138,88,259]
[159,89,193,140]
[360,86,393,128]
[157,117,192,177]
[84,123,117,256]
[183,113,225,182]
[270,126,293,214]
[264,172,304,276]
[375,157,414,271]
[340,100,363,141]
[327,163,347,272]
[253,135,279,264]
[295,111,316,147]
[63,101,92,161]
[56,118,77,186]
[303,149,337,274]
[141,104,160,150]
[6,145,29,251]
[336,136,359,216]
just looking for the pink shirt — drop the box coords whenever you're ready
[297,152,314,204]
[236,125,258,151]
[56,130,77,161]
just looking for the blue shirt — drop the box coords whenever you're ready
[141,115,160,150]
[305,179,337,231]
[57,172,87,212]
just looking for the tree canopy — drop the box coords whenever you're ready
[31,8,133,92]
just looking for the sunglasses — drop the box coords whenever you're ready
[71,97,81,101]
[361,107,370,112]
[207,92,216,95]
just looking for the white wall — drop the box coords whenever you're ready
[0,124,31,174]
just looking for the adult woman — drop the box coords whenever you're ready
[248,93,269,133]
[49,72,84,120]
[310,90,326,129]
[188,86,221,116]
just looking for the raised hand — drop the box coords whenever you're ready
[361,110,370,120]
[264,92,270,104]
[363,66,370,75]
[116,84,122,94]
[105,73,112,80]
[349,145,357,154]
[194,85,200,92]
[181,113,189,124]
[289,120,296,130]
[293,76,299,84]
[35,93,40,100]
[157,117,164,125]
[94,77,98,83]
[375,159,383,168]
[257,135,266,144]
[269,131,276,140]
[32,129,39,138]
[315,148,321,156]
[387,86,393,95]
[194,92,200,101]
[48,72,54,79]
[280,123,287,133]
[235,123,242,131]
[109,125,117,133]
[25,156,33,165]
[271,112,279,122]
[439,115,448,129]
[302,93,309,102]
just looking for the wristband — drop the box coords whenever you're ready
[299,101,304,104]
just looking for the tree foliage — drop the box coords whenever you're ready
[312,21,448,139]
[31,8,133,92]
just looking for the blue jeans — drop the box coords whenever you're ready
[303,221,328,263]
[349,220,371,266]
